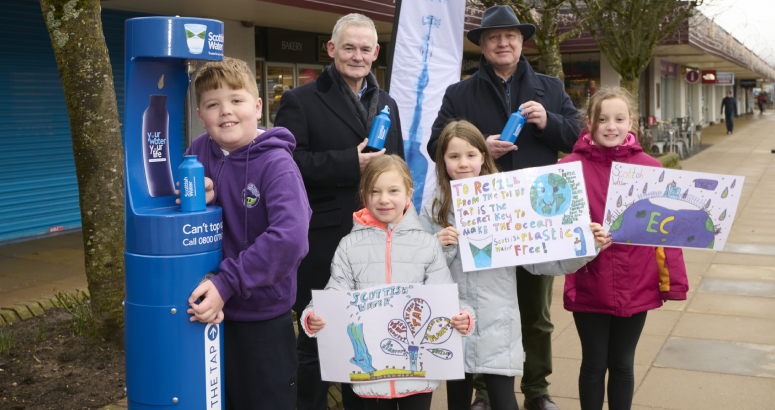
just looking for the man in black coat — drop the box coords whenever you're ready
[274,13,404,410]
[720,89,737,134]
[426,6,579,410]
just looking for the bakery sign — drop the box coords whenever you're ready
[701,70,716,84]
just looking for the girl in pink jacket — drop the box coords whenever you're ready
[558,87,688,410]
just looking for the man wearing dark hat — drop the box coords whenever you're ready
[426,5,579,410]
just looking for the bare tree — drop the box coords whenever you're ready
[470,0,586,82]
[39,0,125,343]
[571,0,703,106]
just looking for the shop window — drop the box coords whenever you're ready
[298,65,323,86]
[256,60,265,128]
[267,65,294,128]
[562,60,600,110]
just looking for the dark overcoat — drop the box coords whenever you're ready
[427,55,579,171]
[274,68,405,313]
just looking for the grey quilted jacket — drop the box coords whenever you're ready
[420,190,523,376]
[302,205,474,398]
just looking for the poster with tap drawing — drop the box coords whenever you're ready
[602,162,744,250]
[312,284,464,383]
[450,162,595,272]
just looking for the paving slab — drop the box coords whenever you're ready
[705,263,775,281]
[672,312,775,345]
[680,249,716,264]
[712,252,775,267]
[683,262,710,277]
[688,293,775,319]
[654,337,775,378]
[698,278,775,298]
[641,310,681,336]
[722,242,775,255]
[0,255,85,281]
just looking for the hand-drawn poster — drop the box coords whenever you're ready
[450,162,595,272]
[602,162,744,250]
[312,284,464,383]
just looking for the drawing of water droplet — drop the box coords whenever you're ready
[682,189,688,199]
[643,183,648,193]
[659,171,665,182]
[617,196,623,207]
[606,210,612,224]
[157,74,164,89]
[628,185,634,196]
[705,199,711,209]
[719,209,727,221]
[721,187,728,198]
[731,179,736,189]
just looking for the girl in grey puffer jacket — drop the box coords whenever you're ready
[423,121,602,410]
[301,156,474,410]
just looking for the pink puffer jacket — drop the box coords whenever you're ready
[559,132,688,317]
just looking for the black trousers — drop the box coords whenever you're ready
[573,311,647,410]
[725,113,734,132]
[223,310,297,410]
[362,393,433,410]
[447,373,519,410]
[297,330,366,410]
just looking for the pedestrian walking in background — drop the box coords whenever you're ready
[426,5,580,410]
[274,13,405,410]
[721,90,737,134]
[559,86,688,410]
[758,93,766,114]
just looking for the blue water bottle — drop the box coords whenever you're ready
[365,106,392,152]
[500,109,527,144]
[179,155,206,212]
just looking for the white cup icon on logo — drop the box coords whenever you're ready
[184,24,207,54]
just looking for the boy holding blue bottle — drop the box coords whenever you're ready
[179,57,311,410]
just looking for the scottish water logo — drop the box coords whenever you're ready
[184,24,207,54]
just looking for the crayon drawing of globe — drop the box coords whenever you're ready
[530,173,572,217]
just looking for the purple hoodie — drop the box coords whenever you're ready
[186,127,311,321]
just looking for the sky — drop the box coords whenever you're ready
[699,0,775,68]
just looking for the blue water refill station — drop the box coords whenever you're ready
[123,17,225,409]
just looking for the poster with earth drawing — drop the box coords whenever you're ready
[602,162,744,250]
[312,284,464,383]
[450,162,595,272]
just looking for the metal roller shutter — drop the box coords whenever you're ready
[0,1,165,242]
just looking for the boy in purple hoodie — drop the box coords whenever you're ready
[182,57,311,409]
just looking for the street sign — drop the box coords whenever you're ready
[741,79,757,88]
[686,70,699,83]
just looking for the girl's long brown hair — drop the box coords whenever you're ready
[432,120,499,228]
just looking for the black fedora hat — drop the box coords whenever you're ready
[467,5,536,45]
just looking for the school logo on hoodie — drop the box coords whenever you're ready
[242,183,260,208]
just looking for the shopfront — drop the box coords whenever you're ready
[562,53,600,110]
[255,27,387,128]
[660,60,678,120]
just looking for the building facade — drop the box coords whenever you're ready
[2,0,773,243]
